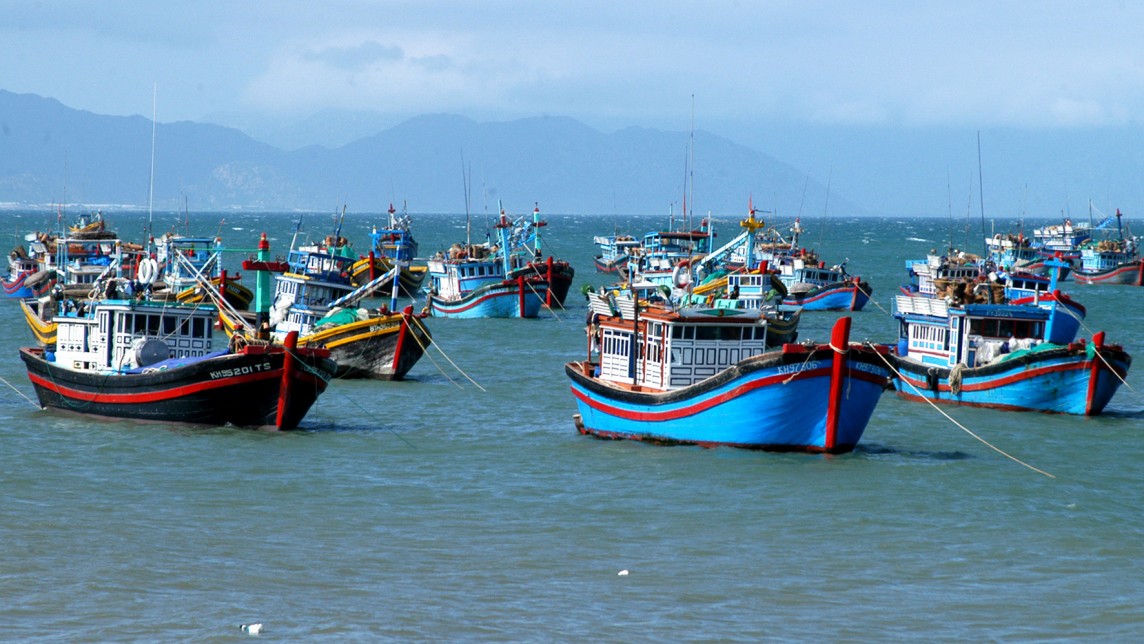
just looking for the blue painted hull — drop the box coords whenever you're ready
[593,255,629,273]
[890,343,1131,415]
[565,346,892,453]
[4,273,33,299]
[429,281,548,319]
[782,281,872,311]
[1073,260,1144,286]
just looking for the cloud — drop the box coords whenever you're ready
[304,40,405,71]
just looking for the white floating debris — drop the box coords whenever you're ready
[241,623,263,635]
[617,569,629,576]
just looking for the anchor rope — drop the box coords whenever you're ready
[864,342,1055,479]
[409,316,486,392]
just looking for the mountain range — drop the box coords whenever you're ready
[0,90,858,217]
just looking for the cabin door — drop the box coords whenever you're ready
[948,317,961,367]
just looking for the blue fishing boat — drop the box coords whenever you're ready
[738,215,871,311]
[426,211,549,319]
[1032,217,1090,263]
[984,231,1069,279]
[566,289,892,453]
[888,294,1130,415]
[592,233,641,273]
[1072,210,1142,286]
[349,203,429,297]
[900,251,984,297]
[154,232,253,309]
[5,238,40,298]
[771,252,872,311]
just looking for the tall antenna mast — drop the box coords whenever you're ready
[148,83,157,250]
[688,94,695,232]
[977,130,987,256]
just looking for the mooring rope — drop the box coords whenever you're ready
[0,372,41,408]
[402,319,466,390]
[408,316,487,392]
[522,277,562,321]
[865,342,1055,479]
[1054,301,1134,391]
[523,263,569,313]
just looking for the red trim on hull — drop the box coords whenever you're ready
[26,368,284,405]
[897,359,1091,393]
[571,365,888,422]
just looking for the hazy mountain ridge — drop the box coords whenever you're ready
[0,90,858,217]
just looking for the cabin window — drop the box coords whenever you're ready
[671,326,684,339]
[163,317,177,335]
[718,326,741,341]
[696,326,719,341]
[192,317,205,338]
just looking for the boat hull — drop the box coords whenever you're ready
[889,341,1131,415]
[1072,260,1144,286]
[299,312,432,380]
[594,255,630,273]
[782,281,872,311]
[19,298,57,347]
[20,345,337,429]
[175,278,255,310]
[350,258,429,297]
[219,308,430,380]
[428,280,549,319]
[4,271,34,298]
[511,260,574,306]
[565,344,892,453]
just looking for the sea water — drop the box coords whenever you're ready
[1,210,1141,640]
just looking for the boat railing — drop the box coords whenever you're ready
[895,295,949,317]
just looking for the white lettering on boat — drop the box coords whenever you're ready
[209,363,273,379]
[777,360,825,375]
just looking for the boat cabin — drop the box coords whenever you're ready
[904,254,982,297]
[588,291,772,391]
[427,255,507,301]
[52,300,218,373]
[894,295,1049,369]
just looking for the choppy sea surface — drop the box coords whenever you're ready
[1,210,1142,640]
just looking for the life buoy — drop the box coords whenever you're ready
[672,263,692,289]
[137,257,158,285]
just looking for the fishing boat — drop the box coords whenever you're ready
[154,232,253,309]
[770,251,872,311]
[1032,217,1091,263]
[219,233,431,380]
[19,262,337,430]
[426,210,550,319]
[900,251,984,297]
[502,204,575,307]
[1071,210,1142,286]
[17,233,148,348]
[592,233,641,273]
[888,294,1130,415]
[566,294,892,453]
[67,210,108,237]
[5,238,40,298]
[673,208,802,339]
[349,203,429,298]
[984,231,1068,279]
[633,226,713,289]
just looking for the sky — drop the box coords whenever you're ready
[4,0,1144,215]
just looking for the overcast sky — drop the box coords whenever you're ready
[5,1,1143,133]
[4,1,1143,215]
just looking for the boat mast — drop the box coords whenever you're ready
[147,83,157,253]
[688,94,695,233]
[977,131,987,257]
